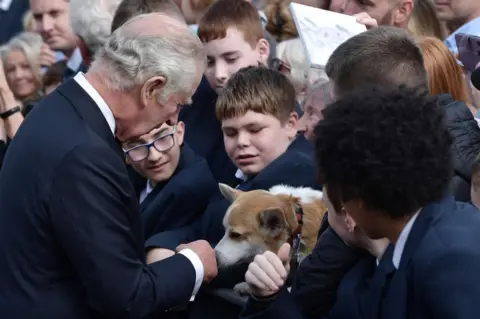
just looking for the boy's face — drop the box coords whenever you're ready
[222,110,297,176]
[204,27,269,94]
[123,122,185,183]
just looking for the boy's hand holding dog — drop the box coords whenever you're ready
[245,243,291,297]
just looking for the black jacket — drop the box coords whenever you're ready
[0,79,197,318]
[439,94,480,202]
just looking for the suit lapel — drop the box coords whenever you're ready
[57,78,123,159]
[359,244,395,319]
[380,196,455,319]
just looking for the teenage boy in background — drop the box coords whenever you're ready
[178,0,272,186]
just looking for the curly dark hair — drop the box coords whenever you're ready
[314,85,453,219]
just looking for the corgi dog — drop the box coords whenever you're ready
[214,183,327,269]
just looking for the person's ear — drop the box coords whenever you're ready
[344,214,357,233]
[256,38,270,66]
[141,76,167,108]
[176,121,185,146]
[284,111,299,140]
[393,0,414,27]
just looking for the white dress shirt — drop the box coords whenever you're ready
[139,180,155,204]
[67,48,83,73]
[392,211,420,269]
[73,72,204,300]
[0,0,13,11]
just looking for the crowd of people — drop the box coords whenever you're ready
[1,0,480,318]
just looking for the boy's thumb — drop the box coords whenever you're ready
[277,243,291,263]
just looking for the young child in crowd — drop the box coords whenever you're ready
[122,121,217,240]
[146,66,318,318]
[179,0,271,185]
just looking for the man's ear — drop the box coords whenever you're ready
[256,38,270,66]
[259,208,287,237]
[219,183,242,203]
[176,121,185,146]
[141,76,167,108]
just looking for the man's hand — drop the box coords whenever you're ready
[245,243,290,297]
[146,248,175,264]
[354,12,378,29]
[177,240,218,282]
[40,44,56,68]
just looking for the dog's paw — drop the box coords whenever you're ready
[233,282,252,297]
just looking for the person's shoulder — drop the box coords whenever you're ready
[253,154,319,191]
[417,201,480,265]
[169,146,217,195]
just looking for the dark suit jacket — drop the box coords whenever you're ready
[179,77,238,186]
[0,79,197,318]
[0,0,29,45]
[141,144,217,239]
[240,196,480,319]
[0,139,7,170]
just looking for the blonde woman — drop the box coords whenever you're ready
[1,32,44,111]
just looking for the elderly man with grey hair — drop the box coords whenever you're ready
[0,13,217,319]
[69,0,122,67]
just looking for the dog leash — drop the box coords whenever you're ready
[288,204,305,274]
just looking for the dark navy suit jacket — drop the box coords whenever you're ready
[240,196,480,319]
[140,144,217,240]
[0,79,198,318]
[0,0,29,45]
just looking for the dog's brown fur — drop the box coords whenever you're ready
[214,184,327,268]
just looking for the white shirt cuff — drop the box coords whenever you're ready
[179,248,204,301]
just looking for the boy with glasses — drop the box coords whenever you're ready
[123,121,217,241]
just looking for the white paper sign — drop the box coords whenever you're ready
[289,3,367,69]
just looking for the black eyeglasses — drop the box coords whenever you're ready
[123,126,177,162]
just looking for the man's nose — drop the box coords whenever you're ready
[39,15,54,34]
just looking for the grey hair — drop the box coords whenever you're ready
[90,13,206,101]
[1,32,43,82]
[305,78,334,106]
[70,0,123,54]
[280,38,329,93]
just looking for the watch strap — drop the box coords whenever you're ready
[0,106,21,119]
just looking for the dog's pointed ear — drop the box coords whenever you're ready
[219,183,242,203]
[259,208,287,237]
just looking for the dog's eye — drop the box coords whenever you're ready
[229,231,242,239]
